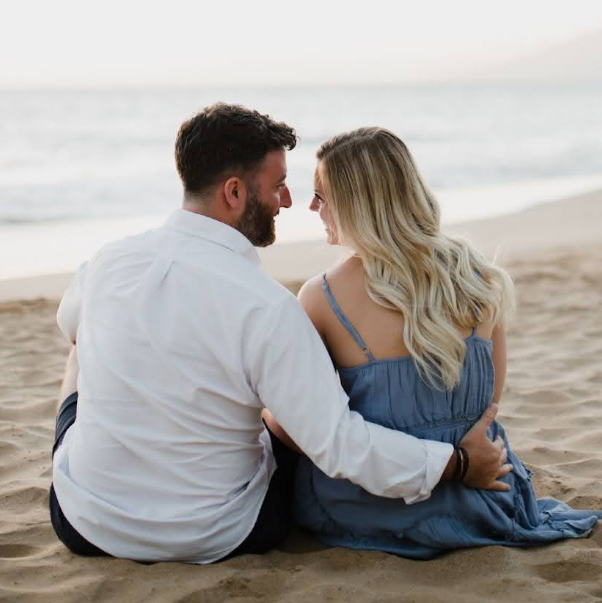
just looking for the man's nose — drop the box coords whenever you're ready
[280,186,292,209]
[308,196,319,212]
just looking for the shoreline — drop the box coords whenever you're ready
[1,187,601,303]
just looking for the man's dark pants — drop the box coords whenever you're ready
[49,392,300,560]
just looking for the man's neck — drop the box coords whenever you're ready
[182,197,236,229]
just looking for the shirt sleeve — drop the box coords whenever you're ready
[248,295,454,503]
[56,262,88,344]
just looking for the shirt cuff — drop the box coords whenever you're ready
[404,440,454,505]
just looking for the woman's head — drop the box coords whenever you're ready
[312,127,514,390]
[313,127,440,254]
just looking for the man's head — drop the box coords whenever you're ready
[175,103,297,246]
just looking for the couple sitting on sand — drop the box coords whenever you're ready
[49,103,600,563]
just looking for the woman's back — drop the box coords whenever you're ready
[293,261,600,559]
[315,260,495,428]
[316,256,496,369]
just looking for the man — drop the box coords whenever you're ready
[50,103,511,563]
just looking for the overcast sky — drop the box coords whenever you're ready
[1,0,601,87]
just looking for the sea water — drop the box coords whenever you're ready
[1,84,601,279]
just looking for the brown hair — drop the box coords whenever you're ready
[175,103,297,196]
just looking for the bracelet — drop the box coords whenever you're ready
[458,446,470,482]
[451,448,463,481]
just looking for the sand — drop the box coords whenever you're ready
[1,191,601,602]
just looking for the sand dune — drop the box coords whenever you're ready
[1,194,601,602]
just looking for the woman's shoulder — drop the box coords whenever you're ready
[299,257,360,300]
[297,273,331,335]
[297,257,362,332]
[298,273,325,305]
[327,255,363,279]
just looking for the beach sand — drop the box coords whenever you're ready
[1,191,601,602]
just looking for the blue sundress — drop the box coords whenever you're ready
[293,275,601,559]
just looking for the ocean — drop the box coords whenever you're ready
[1,84,601,279]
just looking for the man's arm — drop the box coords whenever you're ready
[262,408,303,454]
[264,391,510,492]
[248,296,509,504]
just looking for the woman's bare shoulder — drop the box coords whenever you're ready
[299,257,360,301]
[297,274,330,332]
[327,255,363,280]
[321,256,363,296]
[298,258,362,333]
[298,273,324,305]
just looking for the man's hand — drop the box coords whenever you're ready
[458,403,512,491]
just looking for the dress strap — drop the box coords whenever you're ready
[321,274,375,361]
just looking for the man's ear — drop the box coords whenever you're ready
[223,177,247,211]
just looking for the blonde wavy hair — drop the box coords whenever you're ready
[317,127,515,390]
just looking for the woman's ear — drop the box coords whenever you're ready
[223,177,247,212]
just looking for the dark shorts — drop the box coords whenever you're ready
[49,392,299,561]
[49,393,108,556]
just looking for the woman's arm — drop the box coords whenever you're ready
[491,323,507,404]
[262,408,303,454]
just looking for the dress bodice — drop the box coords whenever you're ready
[337,334,494,444]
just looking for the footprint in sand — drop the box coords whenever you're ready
[535,561,600,584]
[0,544,42,559]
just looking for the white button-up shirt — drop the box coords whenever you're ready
[53,208,453,563]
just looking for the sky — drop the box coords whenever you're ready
[1,0,602,87]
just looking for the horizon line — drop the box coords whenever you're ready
[1,78,601,92]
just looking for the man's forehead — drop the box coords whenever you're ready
[259,149,287,177]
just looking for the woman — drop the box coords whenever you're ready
[271,127,600,559]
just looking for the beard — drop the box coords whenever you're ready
[236,191,276,247]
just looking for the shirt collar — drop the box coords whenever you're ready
[164,209,261,266]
